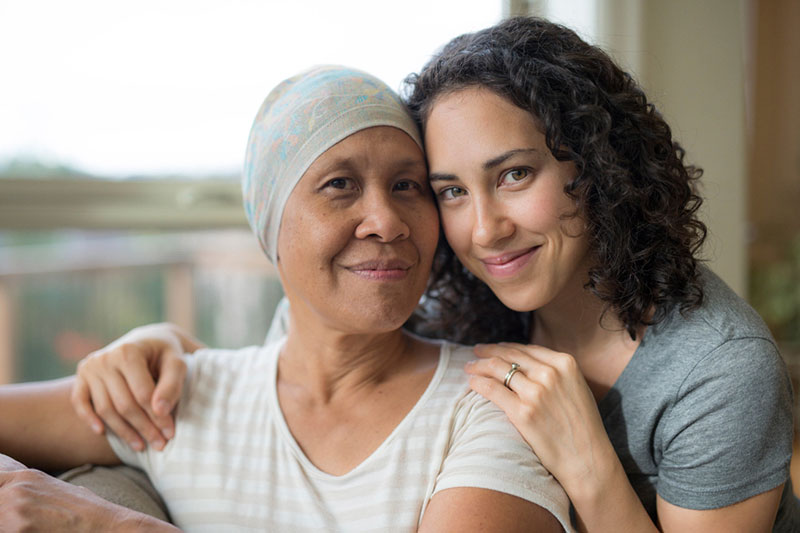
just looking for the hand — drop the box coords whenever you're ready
[0,453,178,532]
[464,343,617,499]
[71,323,204,453]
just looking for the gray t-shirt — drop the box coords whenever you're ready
[599,267,799,530]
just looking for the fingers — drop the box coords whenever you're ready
[474,342,559,365]
[467,374,525,420]
[88,370,167,452]
[472,343,579,380]
[467,345,537,386]
[150,351,187,439]
[466,355,543,407]
[73,327,194,452]
[466,343,583,411]
[115,356,173,448]
[77,347,168,451]
[84,376,144,452]
[70,377,105,435]
[174,328,205,353]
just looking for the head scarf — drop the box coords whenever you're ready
[242,65,423,264]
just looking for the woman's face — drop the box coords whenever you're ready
[424,87,590,313]
[277,126,438,333]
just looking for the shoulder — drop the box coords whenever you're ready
[189,343,276,368]
[177,343,279,419]
[691,267,776,343]
[643,268,790,428]
[441,341,475,371]
[643,267,782,376]
[432,343,573,531]
[185,343,278,388]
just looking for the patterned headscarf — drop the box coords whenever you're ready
[242,65,423,264]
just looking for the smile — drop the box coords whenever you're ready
[479,247,540,279]
[345,259,412,281]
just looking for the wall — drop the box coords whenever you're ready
[513,0,750,295]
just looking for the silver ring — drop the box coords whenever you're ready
[503,362,521,389]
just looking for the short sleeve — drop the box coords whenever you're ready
[657,337,793,508]
[434,391,574,532]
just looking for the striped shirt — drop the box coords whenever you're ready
[108,340,573,532]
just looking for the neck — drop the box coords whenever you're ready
[530,268,636,361]
[530,269,644,402]
[280,309,414,404]
[532,292,612,357]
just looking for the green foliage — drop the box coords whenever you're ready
[750,235,800,345]
[0,156,95,179]
[17,269,165,381]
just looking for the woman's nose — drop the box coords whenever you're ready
[471,197,514,248]
[354,192,410,242]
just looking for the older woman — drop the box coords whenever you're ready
[75,17,799,533]
[0,65,572,532]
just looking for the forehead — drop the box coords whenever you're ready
[424,88,544,164]
[430,87,538,130]
[302,126,425,179]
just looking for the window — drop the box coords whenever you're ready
[0,0,502,383]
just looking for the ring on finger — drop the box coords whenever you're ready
[503,362,522,389]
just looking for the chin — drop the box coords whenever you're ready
[337,298,418,334]
[490,285,544,313]
[342,314,410,335]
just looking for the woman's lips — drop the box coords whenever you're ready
[345,259,412,281]
[480,247,540,279]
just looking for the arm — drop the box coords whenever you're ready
[466,342,788,533]
[657,488,782,532]
[0,380,180,530]
[419,487,562,532]
[71,323,203,452]
[0,376,118,470]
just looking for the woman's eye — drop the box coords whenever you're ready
[500,168,529,184]
[394,180,422,192]
[325,177,355,190]
[438,186,467,201]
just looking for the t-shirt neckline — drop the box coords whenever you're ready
[267,338,450,480]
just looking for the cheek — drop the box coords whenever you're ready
[511,185,573,232]
[420,202,440,239]
[280,211,342,269]
[439,207,472,255]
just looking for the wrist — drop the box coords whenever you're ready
[564,445,658,533]
[562,437,622,510]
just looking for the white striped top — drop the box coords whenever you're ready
[108,340,573,532]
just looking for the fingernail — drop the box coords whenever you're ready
[162,426,174,439]
[130,440,144,451]
[155,400,170,415]
[91,422,103,434]
[153,439,165,451]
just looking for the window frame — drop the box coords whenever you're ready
[0,177,246,230]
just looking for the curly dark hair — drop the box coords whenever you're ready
[403,16,706,343]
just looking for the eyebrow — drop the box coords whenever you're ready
[483,148,542,170]
[428,148,542,183]
[315,156,425,177]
